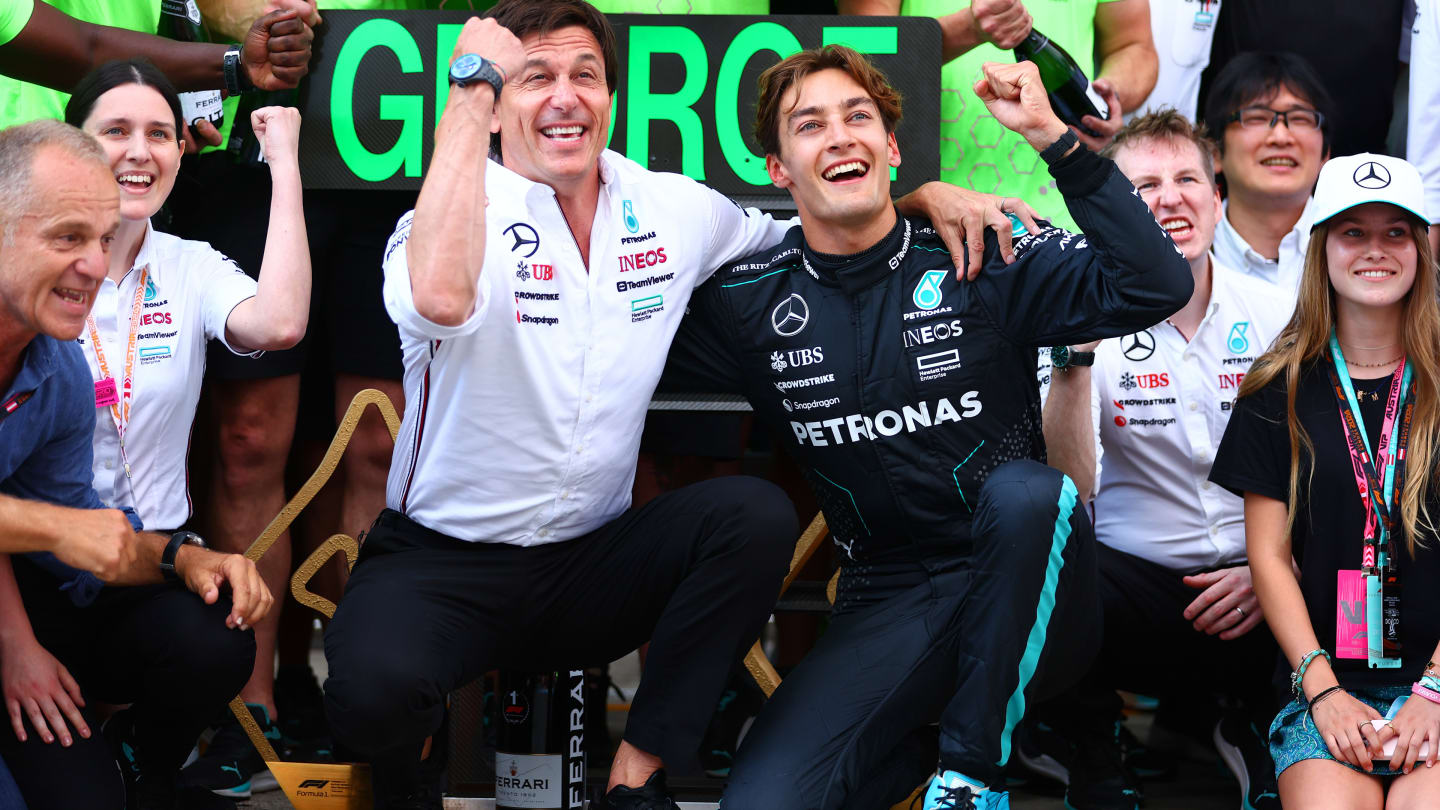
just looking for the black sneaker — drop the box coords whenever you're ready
[1064,723,1141,810]
[599,769,681,810]
[1212,715,1280,810]
[698,678,762,778]
[1116,723,1176,781]
[178,704,280,798]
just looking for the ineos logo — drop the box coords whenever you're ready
[771,294,810,336]
[1353,162,1391,190]
[503,223,540,257]
[1122,330,1156,361]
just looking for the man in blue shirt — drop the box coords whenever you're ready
[0,120,272,810]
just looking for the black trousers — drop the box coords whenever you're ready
[0,556,255,810]
[322,476,796,775]
[1044,543,1280,739]
[723,460,1102,809]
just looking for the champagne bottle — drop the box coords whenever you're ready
[157,0,224,130]
[1013,30,1110,138]
[495,670,585,810]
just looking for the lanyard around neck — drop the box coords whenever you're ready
[85,266,149,465]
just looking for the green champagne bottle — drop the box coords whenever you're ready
[228,89,297,165]
[1013,29,1110,138]
[157,0,225,130]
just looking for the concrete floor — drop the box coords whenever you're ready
[241,647,1244,810]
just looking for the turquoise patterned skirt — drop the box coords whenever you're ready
[1270,685,1413,778]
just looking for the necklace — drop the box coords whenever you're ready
[1348,354,1404,368]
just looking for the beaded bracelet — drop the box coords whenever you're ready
[1412,683,1440,705]
[1292,649,1332,698]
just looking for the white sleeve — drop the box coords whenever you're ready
[699,185,797,283]
[381,210,491,341]
[197,247,260,356]
[1409,0,1440,225]
[1089,367,1104,496]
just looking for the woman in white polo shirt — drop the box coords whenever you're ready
[63,59,310,534]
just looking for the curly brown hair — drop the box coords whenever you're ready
[754,45,902,159]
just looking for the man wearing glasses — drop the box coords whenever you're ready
[1200,52,1332,295]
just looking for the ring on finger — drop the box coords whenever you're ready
[1235,606,1246,618]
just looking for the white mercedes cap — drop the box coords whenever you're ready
[1311,153,1430,229]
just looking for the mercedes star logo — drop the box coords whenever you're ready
[503,223,540,257]
[770,293,810,337]
[1121,330,1156,362]
[1353,161,1391,190]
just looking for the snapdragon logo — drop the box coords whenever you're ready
[790,394,982,447]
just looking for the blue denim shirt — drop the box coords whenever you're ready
[1,334,136,606]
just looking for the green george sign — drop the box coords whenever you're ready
[298,12,941,201]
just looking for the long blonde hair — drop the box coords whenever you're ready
[1237,217,1440,555]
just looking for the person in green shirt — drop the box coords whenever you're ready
[0,0,317,140]
[840,0,1156,230]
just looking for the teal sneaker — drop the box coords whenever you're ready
[178,703,281,798]
[923,771,1010,810]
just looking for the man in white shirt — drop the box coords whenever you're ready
[1201,51,1331,293]
[1042,110,1289,810]
[1131,0,1220,120]
[1407,0,1440,257]
[320,2,1025,808]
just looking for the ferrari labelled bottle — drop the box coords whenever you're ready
[157,0,224,129]
[1013,29,1109,137]
[495,669,585,810]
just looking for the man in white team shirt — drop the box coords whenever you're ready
[1041,110,1289,810]
[320,2,1028,808]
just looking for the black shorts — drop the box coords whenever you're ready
[167,153,415,382]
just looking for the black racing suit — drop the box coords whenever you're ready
[663,145,1193,806]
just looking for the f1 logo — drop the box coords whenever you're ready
[298,779,329,789]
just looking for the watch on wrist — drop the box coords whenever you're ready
[1051,345,1095,370]
[223,47,253,95]
[449,53,506,97]
[161,531,206,583]
[1039,129,1080,165]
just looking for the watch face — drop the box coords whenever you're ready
[451,54,482,82]
[1051,346,1071,368]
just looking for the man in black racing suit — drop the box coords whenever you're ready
[661,49,1193,810]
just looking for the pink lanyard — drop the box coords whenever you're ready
[85,266,148,481]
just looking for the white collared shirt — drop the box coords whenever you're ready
[1212,196,1315,293]
[1408,0,1440,226]
[1132,0,1222,120]
[382,150,793,545]
[79,222,257,530]
[1085,260,1291,571]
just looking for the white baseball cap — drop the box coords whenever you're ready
[1311,153,1430,229]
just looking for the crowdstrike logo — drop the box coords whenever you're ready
[771,294,810,336]
[789,394,982,447]
[773,373,835,392]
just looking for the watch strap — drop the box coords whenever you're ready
[161,531,202,582]
[223,47,253,95]
[1064,350,1096,367]
[1039,129,1079,166]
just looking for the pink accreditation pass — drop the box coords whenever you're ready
[1337,569,1368,659]
[94,377,118,408]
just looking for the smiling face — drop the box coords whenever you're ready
[767,68,900,237]
[1325,203,1420,313]
[1113,135,1222,267]
[495,25,611,197]
[1219,86,1327,204]
[81,83,182,222]
[0,146,118,341]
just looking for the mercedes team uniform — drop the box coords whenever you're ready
[78,222,258,532]
[323,150,802,777]
[661,145,1193,805]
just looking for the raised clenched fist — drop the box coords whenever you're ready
[452,17,526,94]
